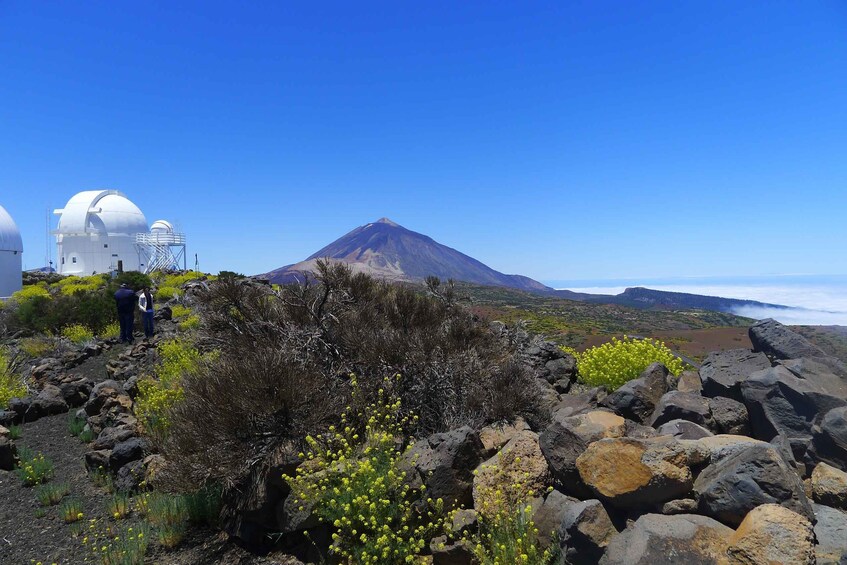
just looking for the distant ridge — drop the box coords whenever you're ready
[263,218,551,292]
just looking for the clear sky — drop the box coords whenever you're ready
[1,1,846,280]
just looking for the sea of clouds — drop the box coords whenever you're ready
[555,276,847,326]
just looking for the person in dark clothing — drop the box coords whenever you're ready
[139,286,155,339]
[114,283,137,344]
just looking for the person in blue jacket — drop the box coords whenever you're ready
[114,283,137,344]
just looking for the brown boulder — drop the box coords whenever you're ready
[576,437,696,509]
[811,462,847,509]
[724,504,815,565]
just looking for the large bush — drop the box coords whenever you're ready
[161,262,544,491]
[573,336,685,391]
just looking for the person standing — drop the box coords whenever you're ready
[114,283,137,344]
[138,286,155,339]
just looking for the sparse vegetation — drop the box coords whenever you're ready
[83,521,150,565]
[0,346,26,409]
[35,482,70,506]
[107,492,132,520]
[8,424,22,440]
[60,498,84,523]
[15,447,54,486]
[145,491,188,548]
[18,336,56,359]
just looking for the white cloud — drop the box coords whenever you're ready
[560,282,847,326]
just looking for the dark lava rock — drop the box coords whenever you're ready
[109,437,146,471]
[114,460,145,492]
[699,349,771,401]
[708,396,750,436]
[552,387,607,419]
[85,449,111,471]
[430,536,473,565]
[403,426,485,509]
[750,318,828,360]
[741,365,846,454]
[813,503,847,564]
[28,384,69,420]
[656,419,713,440]
[649,391,711,428]
[0,410,17,427]
[93,426,136,451]
[533,490,578,548]
[559,498,617,564]
[0,436,16,470]
[809,406,847,470]
[600,363,671,423]
[599,513,732,565]
[693,443,813,527]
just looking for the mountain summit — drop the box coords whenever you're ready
[263,218,551,292]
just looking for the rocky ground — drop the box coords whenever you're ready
[3,300,847,563]
[0,317,299,565]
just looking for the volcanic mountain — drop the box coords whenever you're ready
[263,218,551,292]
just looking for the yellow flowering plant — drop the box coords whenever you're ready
[283,375,451,564]
[135,338,203,444]
[464,456,557,565]
[571,336,685,391]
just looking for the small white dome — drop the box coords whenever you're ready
[150,220,174,233]
[0,204,23,253]
[56,190,148,236]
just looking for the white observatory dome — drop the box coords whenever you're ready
[56,190,148,236]
[0,204,23,253]
[54,190,149,275]
[150,220,174,233]
[0,204,23,297]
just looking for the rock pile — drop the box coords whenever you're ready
[267,319,847,564]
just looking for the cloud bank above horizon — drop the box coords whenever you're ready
[560,282,847,326]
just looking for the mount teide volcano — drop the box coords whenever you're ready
[263,218,551,292]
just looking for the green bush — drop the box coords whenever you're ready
[155,286,182,301]
[573,336,685,391]
[113,271,153,292]
[169,304,191,319]
[178,314,200,331]
[284,378,449,565]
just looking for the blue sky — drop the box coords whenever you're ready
[1,1,846,280]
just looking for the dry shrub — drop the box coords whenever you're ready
[162,261,545,491]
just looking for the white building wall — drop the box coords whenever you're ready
[57,233,142,275]
[0,250,22,298]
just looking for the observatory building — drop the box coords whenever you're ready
[54,190,149,275]
[0,204,23,298]
[54,190,186,275]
